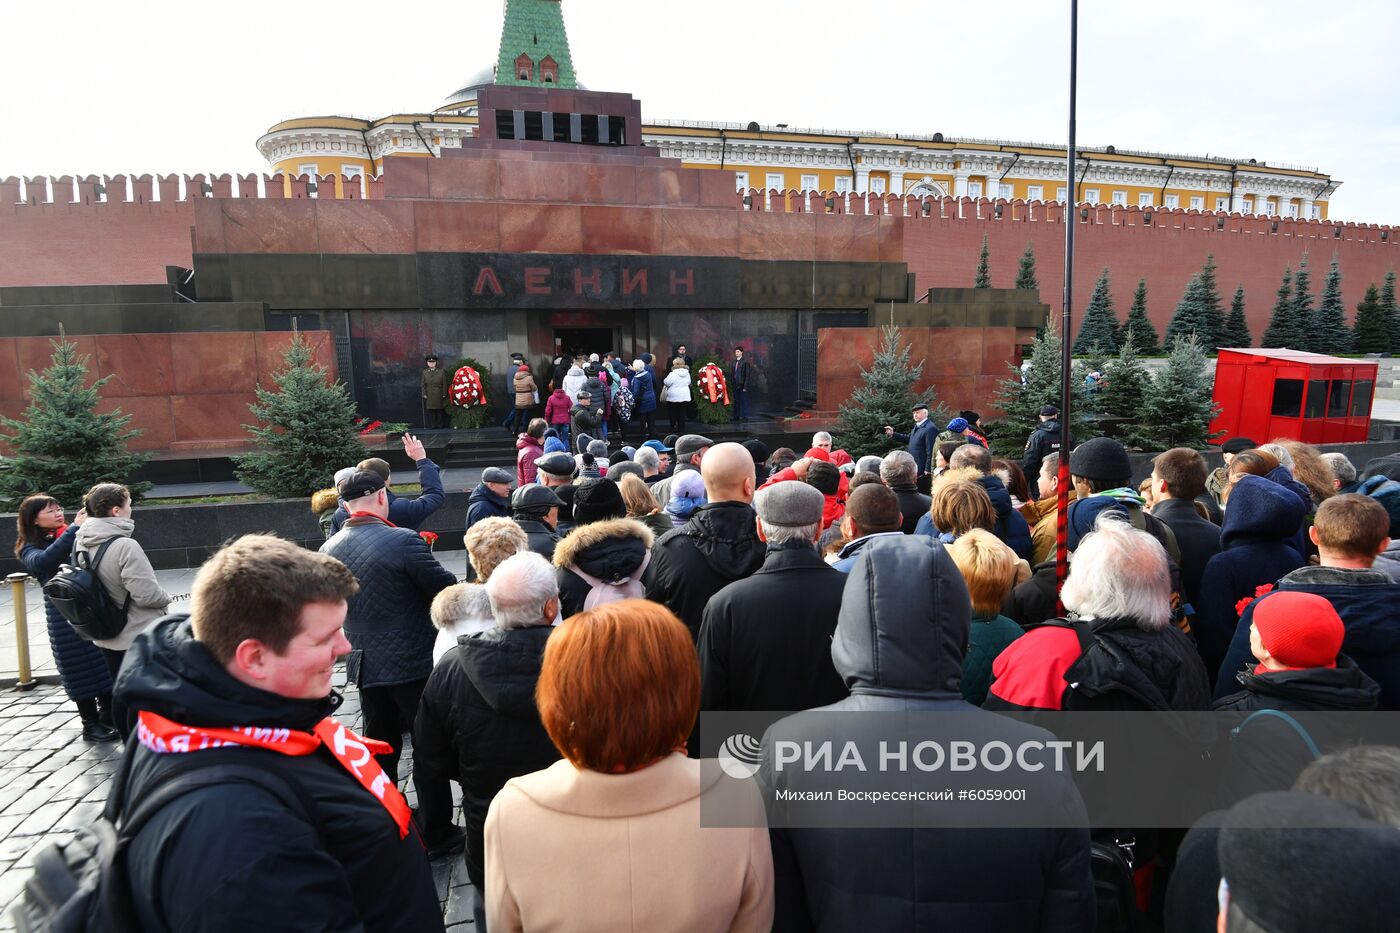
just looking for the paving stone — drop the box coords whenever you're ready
[12,800,73,837]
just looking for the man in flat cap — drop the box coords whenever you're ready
[421,355,449,429]
[510,484,562,561]
[698,480,848,713]
[466,467,514,531]
[534,451,576,491]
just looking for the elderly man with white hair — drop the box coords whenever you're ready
[880,450,931,534]
[414,550,562,929]
[984,514,1211,712]
[811,431,833,454]
[1321,451,1358,492]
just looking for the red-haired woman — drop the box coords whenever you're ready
[14,494,118,741]
[484,599,773,932]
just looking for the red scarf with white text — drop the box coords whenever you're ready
[137,710,414,839]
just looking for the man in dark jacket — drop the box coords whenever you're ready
[465,466,513,530]
[831,483,905,572]
[698,482,847,714]
[884,403,936,477]
[645,442,765,641]
[1216,493,1400,706]
[320,471,458,789]
[551,478,653,617]
[758,535,1094,932]
[1196,475,1307,683]
[1148,448,1222,611]
[330,433,445,534]
[421,355,449,429]
[915,445,1033,560]
[1022,405,1071,498]
[987,514,1211,713]
[509,483,562,561]
[880,450,931,534]
[414,551,562,928]
[115,535,444,933]
[570,391,600,450]
[731,346,751,422]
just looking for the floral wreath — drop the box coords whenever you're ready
[451,365,486,407]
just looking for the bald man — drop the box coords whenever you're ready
[644,442,766,642]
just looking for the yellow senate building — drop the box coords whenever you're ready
[259,0,1336,219]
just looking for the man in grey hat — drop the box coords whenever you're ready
[466,466,514,531]
[698,481,848,714]
[534,451,576,490]
[510,484,562,560]
[650,433,714,507]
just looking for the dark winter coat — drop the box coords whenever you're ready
[421,365,449,410]
[758,536,1094,933]
[320,515,458,688]
[698,543,849,713]
[551,518,654,619]
[644,501,766,641]
[569,404,600,446]
[888,481,932,535]
[1216,566,1400,708]
[414,625,560,890]
[915,473,1033,560]
[731,357,749,390]
[1003,559,1059,628]
[330,457,446,534]
[962,613,1023,706]
[1022,420,1071,495]
[1194,475,1306,682]
[630,367,657,414]
[830,531,906,573]
[582,372,610,420]
[1150,497,1222,611]
[890,418,936,476]
[986,615,1212,713]
[18,523,113,702]
[116,617,444,933]
[465,483,510,530]
[512,516,559,562]
[1214,655,1380,802]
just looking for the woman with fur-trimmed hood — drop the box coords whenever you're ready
[551,478,655,618]
[431,517,530,664]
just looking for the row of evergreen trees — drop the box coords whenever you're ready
[976,238,1400,356]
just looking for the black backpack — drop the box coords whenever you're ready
[7,741,311,933]
[42,540,131,642]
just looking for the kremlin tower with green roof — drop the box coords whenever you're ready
[495,0,577,89]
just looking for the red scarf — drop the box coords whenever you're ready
[137,710,414,839]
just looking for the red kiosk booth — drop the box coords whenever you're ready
[1210,349,1377,444]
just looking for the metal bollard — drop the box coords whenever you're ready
[7,573,36,691]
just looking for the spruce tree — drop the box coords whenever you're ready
[1138,334,1222,450]
[1098,328,1154,447]
[1380,270,1399,353]
[831,325,944,458]
[989,322,1095,458]
[1196,254,1226,351]
[1073,268,1121,354]
[1312,257,1351,355]
[234,335,369,499]
[1352,284,1390,354]
[1165,273,1206,347]
[974,234,992,288]
[0,334,151,510]
[1261,267,1298,349]
[1222,284,1252,348]
[1123,277,1160,355]
[1292,254,1315,347]
[1015,244,1039,291]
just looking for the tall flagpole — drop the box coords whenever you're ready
[1055,0,1078,611]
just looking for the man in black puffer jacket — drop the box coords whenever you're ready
[644,443,765,641]
[414,551,562,928]
[320,470,458,846]
[758,535,1094,932]
[115,536,444,933]
[551,478,654,618]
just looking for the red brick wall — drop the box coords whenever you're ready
[817,325,1021,417]
[0,201,194,286]
[0,330,335,452]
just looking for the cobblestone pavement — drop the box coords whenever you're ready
[0,550,477,930]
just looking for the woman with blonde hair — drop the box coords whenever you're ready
[947,529,1025,705]
[619,472,674,537]
[485,599,773,932]
[1272,438,1337,509]
[927,477,996,543]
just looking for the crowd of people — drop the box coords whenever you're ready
[11,393,1400,932]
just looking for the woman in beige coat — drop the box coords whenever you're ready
[484,599,773,933]
[74,483,171,737]
[513,363,538,422]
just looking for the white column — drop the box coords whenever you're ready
[1230,188,1246,213]
[855,168,871,194]
[954,171,970,197]
[889,171,905,196]
[1300,197,1314,219]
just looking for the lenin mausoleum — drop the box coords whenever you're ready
[1,0,1397,453]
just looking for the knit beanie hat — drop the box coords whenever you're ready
[1069,437,1132,484]
[742,438,771,464]
[1221,436,1258,456]
[587,439,609,459]
[1252,591,1345,670]
[554,484,577,523]
[571,478,626,526]
[608,450,628,466]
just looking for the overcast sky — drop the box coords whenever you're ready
[3,0,1395,221]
